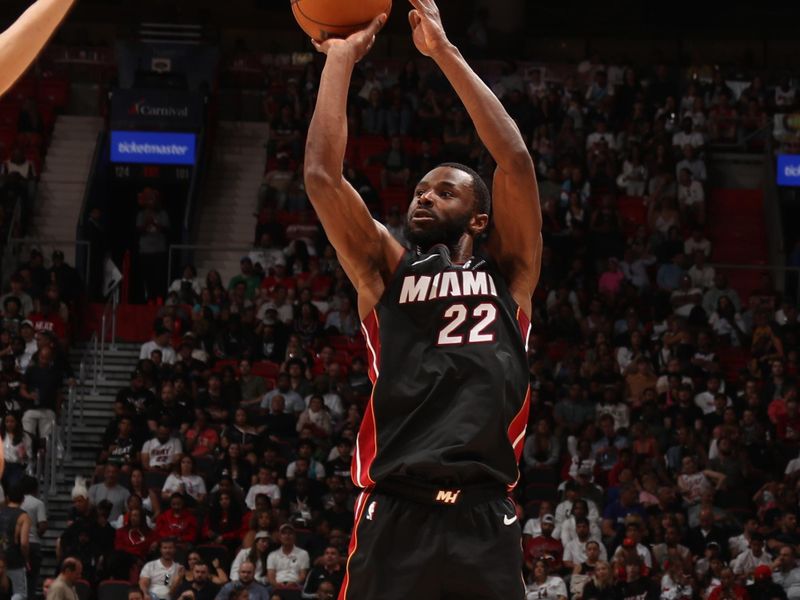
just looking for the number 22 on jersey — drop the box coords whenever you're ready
[437,302,498,346]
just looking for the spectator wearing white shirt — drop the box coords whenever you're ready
[161,456,207,504]
[297,395,333,438]
[562,518,607,570]
[139,538,180,600]
[139,327,177,365]
[694,376,726,415]
[526,558,567,600]
[676,145,707,182]
[621,246,656,290]
[142,423,183,473]
[267,523,310,589]
[167,266,202,303]
[616,148,648,196]
[585,120,616,152]
[685,229,712,258]
[245,466,281,509]
[775,78,796,108]
[523,501,555,541]
[249,232,286,274]
[773,546,800,600]
[677,168,706,226]
[732,533,772,576]
[729,518,759,559]
[672,117,705,151]
[558,500,602,547]
[688,251,716,290]
[671,275,703,318]
[230,532,271,585]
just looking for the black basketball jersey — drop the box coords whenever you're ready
[353,246,532,490]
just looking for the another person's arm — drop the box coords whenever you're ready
[304,16,405,318]
[408,0,542,317]
[0,0,75,96]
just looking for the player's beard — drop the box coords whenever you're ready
[404,212,473,254]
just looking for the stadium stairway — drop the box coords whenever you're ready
[193,121,270,283]
[39,341,139,582]
[29,116,104,263]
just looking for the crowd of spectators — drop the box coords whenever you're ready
[46,53,800,600]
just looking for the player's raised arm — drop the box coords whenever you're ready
[0,0,76,97]
[305,14,405,319]
[408,0,542,317]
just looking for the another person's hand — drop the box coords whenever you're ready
[408,0,451,57]
[311,13,387,63]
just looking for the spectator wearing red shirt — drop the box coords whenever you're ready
[260,260,296,293]
[114,507,155,561]
[776,398,800,449]
[708,567,750,600]
[184,409,219,458]
[154,493,198,548]
[525,514,564,572]
[202,491,243,553]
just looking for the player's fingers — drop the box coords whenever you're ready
[365,13,388,36]
[408,0,425,11]
[311,39,324,53]
[408,9,422,29]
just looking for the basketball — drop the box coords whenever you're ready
[291,0,392,41]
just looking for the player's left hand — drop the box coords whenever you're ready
[408,0,450,57]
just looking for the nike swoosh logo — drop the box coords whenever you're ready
[504,515,518,526]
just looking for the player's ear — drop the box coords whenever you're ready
[470,213,489,236]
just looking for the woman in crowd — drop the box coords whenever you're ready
[203,490,243,553]
[1,412,31,490]
[525,558,567,600]
[162,455,207,506]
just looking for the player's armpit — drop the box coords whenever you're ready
[486,164,543,318]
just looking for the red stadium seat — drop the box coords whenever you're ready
[252,361,280,379]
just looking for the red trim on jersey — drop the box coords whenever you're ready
[516,306,532,347]
[506,385,531,491]
[339,490,373,600]
[353,310,380,488]
[362,309,381,384]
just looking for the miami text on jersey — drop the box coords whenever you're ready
[398,271,499,305]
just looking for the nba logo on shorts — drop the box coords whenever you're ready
[366,501,377,521]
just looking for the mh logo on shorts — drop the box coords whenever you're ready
[435,490,461,504]
[366,501,376,521]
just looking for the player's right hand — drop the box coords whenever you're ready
[311,14,387,63]
[408,0,450,57]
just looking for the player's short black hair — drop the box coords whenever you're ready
[438,162,491,217]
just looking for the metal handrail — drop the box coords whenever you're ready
[97,288,119,382]
[709,263,800,273]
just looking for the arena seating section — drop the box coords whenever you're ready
[3,48,800,600]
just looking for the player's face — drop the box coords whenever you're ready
[406,167,481,250]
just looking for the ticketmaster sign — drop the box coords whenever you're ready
[110,131,196,165]
[777,154,800,186]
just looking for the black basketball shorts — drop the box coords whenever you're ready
[338,479,525,600]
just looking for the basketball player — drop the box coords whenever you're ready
[305,0,542,597]
[0,0,76,96]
